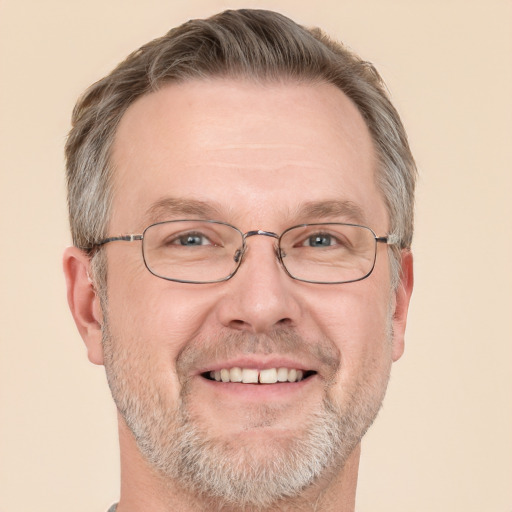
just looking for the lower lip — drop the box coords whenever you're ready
[198,374,317,400]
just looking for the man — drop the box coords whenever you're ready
[63,9,415,512]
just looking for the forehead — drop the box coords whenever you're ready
[110,79,386,231]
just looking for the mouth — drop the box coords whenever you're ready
[202,367,317,384]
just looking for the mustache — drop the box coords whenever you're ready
[176,327,341,382]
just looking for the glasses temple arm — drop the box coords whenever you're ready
[84,234,143,251]
[376,233,400,246]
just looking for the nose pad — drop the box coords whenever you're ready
[233,247,244,264]
[230,231,285,281]
[233,242,283,268]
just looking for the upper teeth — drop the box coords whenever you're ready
[210,367,305,384]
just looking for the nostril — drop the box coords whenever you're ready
[228,319,249,331]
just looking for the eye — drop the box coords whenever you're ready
[305,234,335,247]
[172,232,213,247]
[299,232,346,248]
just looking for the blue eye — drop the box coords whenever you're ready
[308,234,333,247]
[177,233,209,246]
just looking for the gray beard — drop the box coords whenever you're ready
[102,323,391,511]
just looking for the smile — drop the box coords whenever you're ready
[204,367,316,384]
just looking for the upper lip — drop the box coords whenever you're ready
[196,354,318,375]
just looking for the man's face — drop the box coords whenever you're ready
[99,79,407,506]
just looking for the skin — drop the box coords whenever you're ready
[64,79,413,511]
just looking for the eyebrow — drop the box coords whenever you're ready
[294,200,368,225]
[143,197,367,227]
[144,197,224,224]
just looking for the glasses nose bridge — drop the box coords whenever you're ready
[243,229,280,241]
[236,229,281,264]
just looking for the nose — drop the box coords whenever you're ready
[215,232,302,333]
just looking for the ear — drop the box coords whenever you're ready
[391,250,414,362]
[63,246,104,365]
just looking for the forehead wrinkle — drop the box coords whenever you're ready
[183,159,339,173]
[204,143,306,150]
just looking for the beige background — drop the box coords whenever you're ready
[1,0,511,511]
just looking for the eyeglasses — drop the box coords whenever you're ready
[90,219,399,284]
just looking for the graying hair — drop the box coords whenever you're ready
[65,9,416,286]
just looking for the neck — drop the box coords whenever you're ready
[115,416,360,512]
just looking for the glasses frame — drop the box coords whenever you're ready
[89,219,400,285]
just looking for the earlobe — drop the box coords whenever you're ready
[391,250,414,362]
[63,246,104,365]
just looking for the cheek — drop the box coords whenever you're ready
[106,267,220,362]
[103,288,204,407]
[305,283,393,386]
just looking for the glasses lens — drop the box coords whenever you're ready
[142,220,243,283]
[280,224,377,283]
